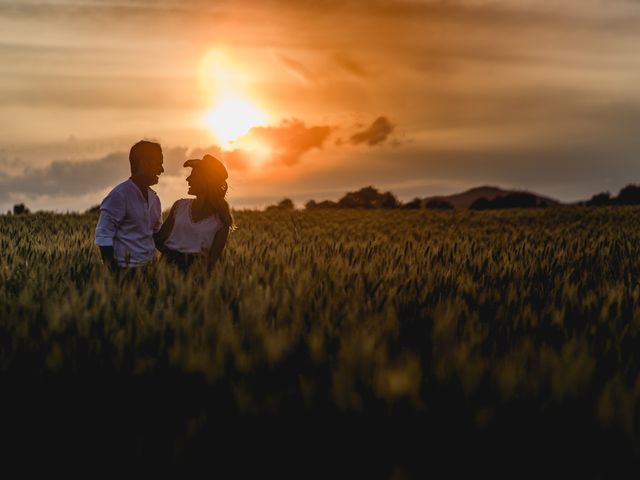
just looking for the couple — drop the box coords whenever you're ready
[94,140,233,272]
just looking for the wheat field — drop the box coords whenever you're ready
[1,208,638,476]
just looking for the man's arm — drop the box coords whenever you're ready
[151,193,164,235]
[95,190,125,269]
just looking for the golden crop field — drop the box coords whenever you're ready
[1,208,639,476]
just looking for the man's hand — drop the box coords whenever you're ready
[98,246,118,271]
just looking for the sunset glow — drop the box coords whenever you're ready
[204,94,267,146]
[3,1,640,212]
[200,49,268,146]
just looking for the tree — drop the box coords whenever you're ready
[615,185,640,205]
[266,198,295,211]
[315,200,338,208]
[402,198,422,209]
[380,191,399,209]
[425,199,454,210]
[85,205,101,214]
[13,203,30,215]
[338,186,391,208]
[586,192,611,207]
[337,193,360,208]
[305,200,317,210]
[495,193,538,209]
[277,198,294,210]
[469,197,491,210]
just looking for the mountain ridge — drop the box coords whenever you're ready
[423,185,561,209]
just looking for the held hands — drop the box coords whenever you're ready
[98,245,119,271]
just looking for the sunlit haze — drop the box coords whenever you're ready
[1,0,640,211]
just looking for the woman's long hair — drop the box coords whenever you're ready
[205,180,234,230]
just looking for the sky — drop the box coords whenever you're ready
[1,0,640,211]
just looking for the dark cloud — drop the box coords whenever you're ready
[0,152,127,203]
[0,144,189,203]
[185,116,396,172]
[0,155,22,168]
[4,94,640,210]
[241,119,333,166]
[333,52,369,78]
[349,117,394,146]
[159,145,191,175]
[0,118,335,205]
[0,114,398,206]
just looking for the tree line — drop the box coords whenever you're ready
[265,184,640,211]
[583,184,640,206]
[267,186,456,211]
[8,184,640,215]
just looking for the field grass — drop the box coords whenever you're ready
[0,207,639,476]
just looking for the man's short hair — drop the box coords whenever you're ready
[129,140,162,174]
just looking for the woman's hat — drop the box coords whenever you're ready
[183,154,228,181]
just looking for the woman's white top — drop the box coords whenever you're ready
[163,199,223,254]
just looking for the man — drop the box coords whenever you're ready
[95,140,164,269]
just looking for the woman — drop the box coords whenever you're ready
[154,154,233,271]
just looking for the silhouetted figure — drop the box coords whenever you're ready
[94,140,164,269]
[154,154,232,272]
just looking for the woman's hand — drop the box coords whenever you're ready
[207,225,230,268]
[154,202,178,252]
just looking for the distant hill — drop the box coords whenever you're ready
[423,186,561,209]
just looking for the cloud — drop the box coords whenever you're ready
[0,114,397,206]
[221,149,253,171]
[165,115,393,176]
[186,145,250,172]
[0,144,192,203]
[277,54,316,84]
[158,145,191,175]
[240,119,333,166]
[0,74,200,110]
[0,152,127,204]
[349,117,395,146]
[333,52,369,78]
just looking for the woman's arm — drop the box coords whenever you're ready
[207,225,230,267]
[154,201,178,252]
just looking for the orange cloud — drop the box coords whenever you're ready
[350,117,395,146]
[184,144,249,171]
[240,119,333,166]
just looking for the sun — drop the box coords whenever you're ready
[204,94,267,146]
[199,49,269,146]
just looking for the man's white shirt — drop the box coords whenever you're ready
[95,178,163,267]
